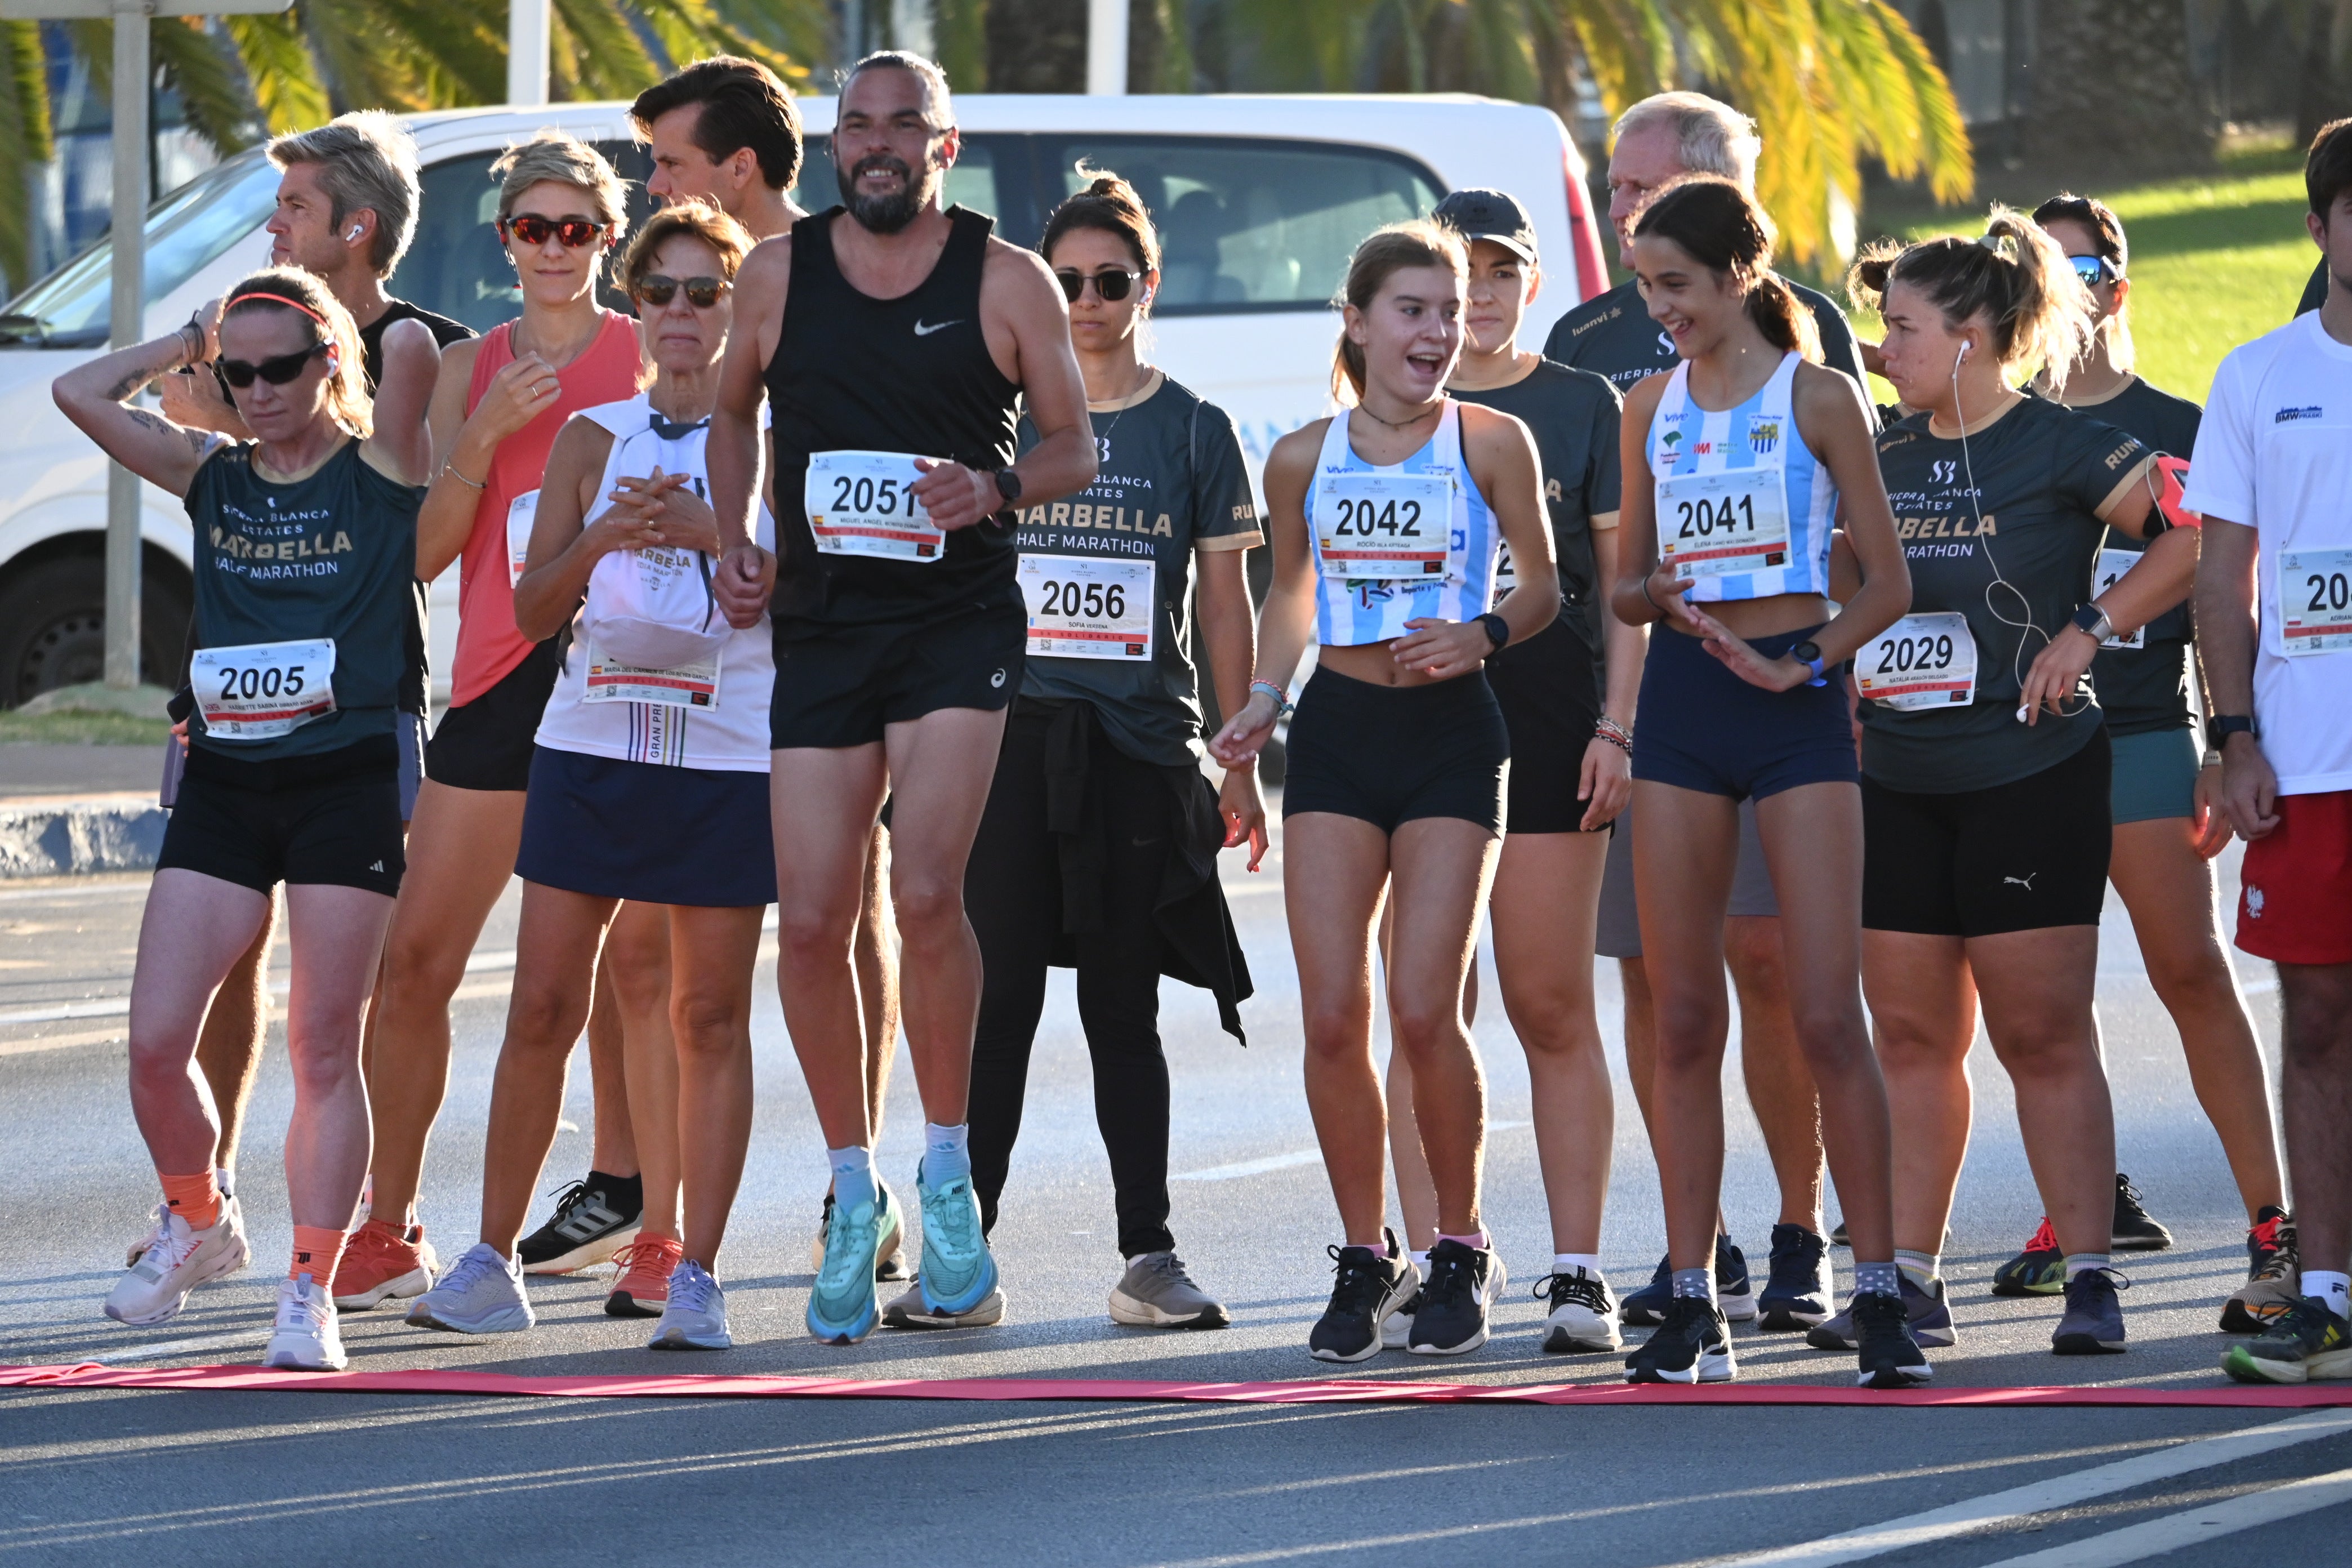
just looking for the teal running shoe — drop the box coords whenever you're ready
[807,1182,892,1344]
[916,1161,1000,1317]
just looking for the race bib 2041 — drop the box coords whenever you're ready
[1658,468,1790,581]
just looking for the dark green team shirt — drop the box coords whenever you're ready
[1012,372,1261,767]
[1863,396,2153,792]
[1542,277,1867,396]
[1451,358,1623,660]
[2034,377,2202,736]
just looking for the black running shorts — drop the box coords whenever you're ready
[1861,728,2110,938]
[1485,617,1603,835]
[1281,666,1508,835]
[770,599,1026,750]
[425,639,560,792]
[159,737,404,897]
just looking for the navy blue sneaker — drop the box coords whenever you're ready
[1618,1255,1672,1327]
[1756,1223,1832,1331]
[1620,1237,1753,1326]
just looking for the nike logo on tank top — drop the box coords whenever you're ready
[1647,351,1836,603]
[1308,402,1499,647]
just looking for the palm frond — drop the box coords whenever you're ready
[0,19,55,291]
[220,12,331,133]
[150,18,258,155]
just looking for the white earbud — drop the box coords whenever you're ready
[348,224,364,241]
[1954,341,1971,369]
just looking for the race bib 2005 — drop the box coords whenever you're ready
[581,643,720,709]
[805,451,943,562]
[1856,612,1977,711]
[2093,549,2147,650]
[506,489,539,588]
[192,639,337,739]
[1018,553,1153,661]
[2279,546,2352,656]
[1658,469,1790,580]
[1312,470,1450,580]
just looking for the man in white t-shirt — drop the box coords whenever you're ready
[2188,115,2352,1385]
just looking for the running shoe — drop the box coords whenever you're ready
[807,1183,893,1344]
[605,1235,685,1318]
[331,1219,438,1311]
[1622,1237,1754,1326]
[406,1242,534,1335]
[1851,1290,1932,1389]
[2221,1296,2352,1385]
[2112,1173,2172,1251]
[1991,1218,2066,1297]
[1109,1251,1230,1329]
[649,1260,732,1351]
[1379,1285,1424,1349]
[1624,1294,1736,1384]
[2052,1266,2129,1355]
[810,1190,909,1280]
[2222,1209,2300,1333]
[881,1276,1008,1329]
[1535,1267,1620,1353]
[1618,1257,1672,1326]
[1309,1232,1417,1364]
[1808,1273,1956,1351]
[915,1161,1000,1318]
[1408,1239,1505,1356]
[262,1273,347,1372]
[1756,1223,1833,1331]
[104,1200,251,1326]
[516,1173,642,1275]
[1828,1218,1848,1249]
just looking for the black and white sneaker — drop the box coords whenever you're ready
[1536,1267,1621,1353]
[1407,1239,1505,1356]
[1308,1230,1417,1364]
[517,1172,642,1275]
[1625,1294,1736,1384]
[1379,1286,1424,1349]
[1851,1290,1933,1388]
[2112,1174,2172,1252]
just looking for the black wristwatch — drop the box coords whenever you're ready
[1475,612,1510,653]
[2070,603,2113,643]
[992,467,1023,507]
[2208,714,2257,749]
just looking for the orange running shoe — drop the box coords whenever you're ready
[606,1236,685,1318]
[332,1219,440,1311]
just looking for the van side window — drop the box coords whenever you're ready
[1039,137,1442,314]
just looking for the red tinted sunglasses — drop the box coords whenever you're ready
[499,215,606,248]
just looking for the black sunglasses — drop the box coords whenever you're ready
[634,274,729,309]
[500,214,605,248]
[215,342,329,390]
[1054,267,1142,304]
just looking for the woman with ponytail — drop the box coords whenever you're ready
[1608,175,1921,1387]
[1847,206,2200,1362]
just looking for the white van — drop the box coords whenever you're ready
[0,93,1607,707]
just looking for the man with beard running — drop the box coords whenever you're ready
[709,52,1097,1343]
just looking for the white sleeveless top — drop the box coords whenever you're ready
[1308,402,1499,647]
[1645,351,1836,602]
[533,395,777,773]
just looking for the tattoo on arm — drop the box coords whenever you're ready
[103,371,149,402]
[124,406,215,457]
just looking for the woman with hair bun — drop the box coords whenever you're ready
[1847,206,2201,1362]
[955,172,1262,1333]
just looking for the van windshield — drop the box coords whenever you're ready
[0,150,280,348]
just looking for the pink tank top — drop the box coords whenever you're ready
[450,311,644,707]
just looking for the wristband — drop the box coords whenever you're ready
[1594,714,1633,754]
[443,462,487,491]
[1248,679,1292,719]
[1640,576,1664,614]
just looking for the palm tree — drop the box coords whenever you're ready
[0,21,55,291]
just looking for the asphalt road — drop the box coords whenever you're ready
[3,833,2346,1566]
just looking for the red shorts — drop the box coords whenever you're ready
[2238,790,2352,966]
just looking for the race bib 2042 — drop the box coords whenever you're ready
[1312,470,1450,580]
[805,451,944,562]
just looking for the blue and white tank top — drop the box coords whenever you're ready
[1308,402,1498,647]
[1646,351,1835,602]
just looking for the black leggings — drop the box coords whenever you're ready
[966,705,1176,1260]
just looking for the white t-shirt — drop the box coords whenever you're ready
[533,395,776,773]
[2181,311,2352,796]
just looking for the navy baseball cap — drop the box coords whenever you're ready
[1432,187,1539,265]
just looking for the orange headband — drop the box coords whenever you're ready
[224,292,332,331]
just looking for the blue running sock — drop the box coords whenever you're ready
[828,1145,876,1211]
[1854,1260,1900,1298]
[923,1122,972,1186]
[1672,1267,1713,1302]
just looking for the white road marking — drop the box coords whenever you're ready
[96,1329,269,1364]
[1702,1410,2352,1568]
[1976,1462,2352,1567]
[0,1026,124,1057]
[0,947,523,1028]
[0,882,150,905]
[1173,1122,1529,1182]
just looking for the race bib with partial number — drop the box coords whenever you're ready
[1490,542,1516,605]
[581,643,720,709]
[192,639,337,740]
[2092,549,2147,650]
[805,450,943,561]
[1658,468,1790,580]
[1856,612,1977,711]
[506,489,539,588]
[1312,470,1451,580]
[1018,553,1153,661]
[2279,546,2352,656]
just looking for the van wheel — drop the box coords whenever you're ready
[0,555,191,707]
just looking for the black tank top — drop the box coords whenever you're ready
[765,205,1022,628]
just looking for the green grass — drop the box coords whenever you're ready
[0,710,171,746]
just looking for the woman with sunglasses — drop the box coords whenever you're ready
[364,133,652,1309]
[55,266,434,1368]
[955,173,1262,1332]
[407,201,772,1348]
[1998,194,2289,1329]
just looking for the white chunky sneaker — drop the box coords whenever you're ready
[263,1274,348,1371]
[405,1242,535,1335]
[104,1200,251,1326]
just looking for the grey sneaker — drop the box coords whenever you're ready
[1108,1251,1230,1329]
[880,1275,1007,1329]
[406,1242,534,1335]
[2053,1266,2128,1355]
[649,1260,732,1351]
[1807,1273,1955,1351]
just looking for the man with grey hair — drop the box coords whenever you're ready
[1542,90,1865,1342]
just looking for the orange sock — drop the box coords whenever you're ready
[290,1226,345,1286]
[160,1171,221,1232]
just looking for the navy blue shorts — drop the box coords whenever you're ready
[1631,623,1857,801]
[516,746,777,908]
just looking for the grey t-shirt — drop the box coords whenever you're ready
[1012,372,1262,766]
[1542,276,1866,395]
[1862,396,2153,792]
